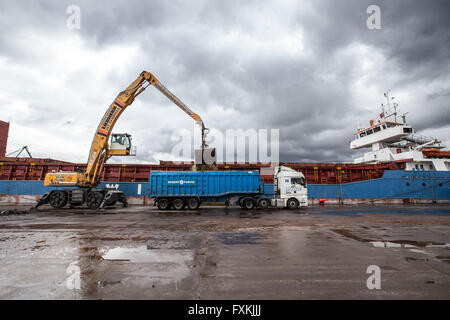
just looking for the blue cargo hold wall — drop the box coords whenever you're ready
[0,181,149,197]
[1,170,449,203]
[308,170,450,200]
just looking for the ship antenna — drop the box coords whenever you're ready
[393,101,398,123]
[401,112,408,124]
[384,90,391,115]
[383,90,399,122]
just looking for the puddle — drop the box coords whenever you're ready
[0,209,31,216]
[333,229,448,248]
[383,209,450,216]
[405,254,449,264]
[277,227,309,258]
[405,257,424,262]
[369,241,449,249]
[100,246,195,286]
[217,232,262,245]
[426,244,450,248]
[318,211,362,217]
[147,236,199,249]
[409,249,427,254]
[369,241,450,262]
[102,246,193,263]
[317,208,450,217]
[371,241,402,248]
[332,229,369,242]
[436,255,450,263]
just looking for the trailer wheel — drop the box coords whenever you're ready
[187,198,200,210]
[258,198,270,209]
[172,198,185,210]
[287,198,299,210]
[86,191,104,209]
[49,191,68,208]
[157,198,170,210]
[242,198,255,210]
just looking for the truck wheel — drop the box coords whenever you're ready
[157,198,170,210]
[187,198,200,210]
[172,198,185,210]
[287,198,299,210]
[86,191,104,209]
[242,198,255,210]
[258,198,270,209]
[49,191,68,208]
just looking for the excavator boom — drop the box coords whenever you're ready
[66,71,206,187]
[33,70,207,210]
[82,72,153,186]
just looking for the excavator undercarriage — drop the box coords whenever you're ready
[32,188,128,210]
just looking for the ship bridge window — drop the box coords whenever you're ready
[360,132,366,137]
[386,123,396,128]
[373,126,381,133]
[366,129,373,135]
[403,127,412,133]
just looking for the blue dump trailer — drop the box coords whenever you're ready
[149,167,308,210]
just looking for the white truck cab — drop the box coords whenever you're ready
[273,166,308,208]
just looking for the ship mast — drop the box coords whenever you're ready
[382,90,399,122]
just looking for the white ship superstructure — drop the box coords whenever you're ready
[351,92,450,172]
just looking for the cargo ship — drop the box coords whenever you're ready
[1,94,449,206]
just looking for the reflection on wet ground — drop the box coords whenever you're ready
[314,206,450,217]
[102,246,194,285]
[216,232,262,245]
[0,204,449,299]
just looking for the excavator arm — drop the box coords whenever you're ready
[34,70,207,210]
[81,71,207,187]
[81,72,154,186]
[151,78,206,134]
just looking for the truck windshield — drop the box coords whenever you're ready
[291,178,306,186]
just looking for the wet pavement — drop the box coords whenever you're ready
[0,204,449,299]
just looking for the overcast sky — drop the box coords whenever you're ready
[1,0,449,164]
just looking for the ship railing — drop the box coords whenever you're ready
[403,133,444,148]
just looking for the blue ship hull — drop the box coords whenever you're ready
[0,170,449,205]
[308,170,450,204]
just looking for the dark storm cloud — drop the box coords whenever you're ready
[295,0,450,75]
[379,1,450,69]
[1,0,449,162]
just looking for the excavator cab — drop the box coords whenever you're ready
[108,133,136,156]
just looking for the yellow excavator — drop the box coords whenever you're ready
[32,71,207,209]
